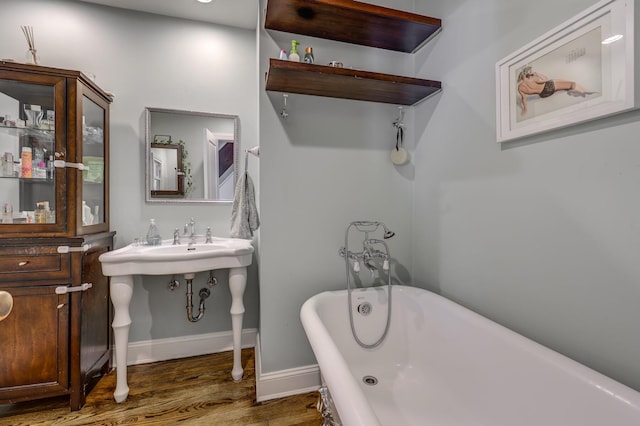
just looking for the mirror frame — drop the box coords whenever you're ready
[145,107,240,204]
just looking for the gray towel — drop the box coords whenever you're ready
[230,172,259,239]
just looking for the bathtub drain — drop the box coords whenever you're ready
[357,302,372,316]
[362,375,378,386]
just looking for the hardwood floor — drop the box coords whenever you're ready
[0,349,323,425]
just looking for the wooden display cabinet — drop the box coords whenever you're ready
[0,62,114,411]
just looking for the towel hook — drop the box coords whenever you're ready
[244,146,260,173]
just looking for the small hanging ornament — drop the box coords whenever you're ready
[390,107,409,165]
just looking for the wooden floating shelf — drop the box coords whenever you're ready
[264,0,442,53]
[265,59,441,106]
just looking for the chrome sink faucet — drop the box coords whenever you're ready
[187,218,196,236]
[174,219,212,245]
[185,218,197,246]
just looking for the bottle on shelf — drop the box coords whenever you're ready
[33,147,46,178]
[43,201,53,223]
[46,155,54,179]
[289,40,300,62]
[82,201,94,226]
[146,218,161,245]
[20,147,32,178]
[2,203,12,224]
[35,201,47,224]
[304,47,314,64]
[3,152,14,176]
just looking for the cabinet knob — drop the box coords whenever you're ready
[18,261,29,266]
[0,291,14,322]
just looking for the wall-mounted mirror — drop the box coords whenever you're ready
[145,107,239,203]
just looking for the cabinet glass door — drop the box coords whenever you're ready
[80,93,105,229]
[0,78,60,227]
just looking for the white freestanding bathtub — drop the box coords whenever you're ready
[300,285,640,426]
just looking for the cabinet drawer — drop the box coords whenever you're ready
[0,247,72,282]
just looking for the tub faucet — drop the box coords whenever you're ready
[362,251,377,272]
[362,252,377,278]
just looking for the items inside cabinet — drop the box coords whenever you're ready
[80,94,106,227]
[0,80,57,224]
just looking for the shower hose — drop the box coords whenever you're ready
[343,221,393,349]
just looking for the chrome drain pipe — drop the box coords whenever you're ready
[185,275,210,322]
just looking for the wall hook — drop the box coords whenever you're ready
[393,106,404,130]
[280,93,289,120]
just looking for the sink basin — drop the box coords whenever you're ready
[99,237,254,276]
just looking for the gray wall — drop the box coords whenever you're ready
[412,0,640,391]
[257,0,418,373]
[0,0,259,342]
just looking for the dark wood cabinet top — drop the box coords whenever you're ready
[0,61,113,103]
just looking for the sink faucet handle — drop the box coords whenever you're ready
[205,227,213,243]
[173,228,181,245]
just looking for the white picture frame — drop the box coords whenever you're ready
[496,0,634,142]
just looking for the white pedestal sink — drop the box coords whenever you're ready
[99,237,254,403]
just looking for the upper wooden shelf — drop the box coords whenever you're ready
[265,59,441,105]
[264,0,442,53]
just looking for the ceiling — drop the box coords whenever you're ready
[74,0,259,29]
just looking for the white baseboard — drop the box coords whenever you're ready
[255,333,321,402]
[115,329,321,402]
[119,328,257,366]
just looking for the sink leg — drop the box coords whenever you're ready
[110,275,133,403]
[229,267,246,382]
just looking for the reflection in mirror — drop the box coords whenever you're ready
[145,107,239,203]
[150,142,183,196]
